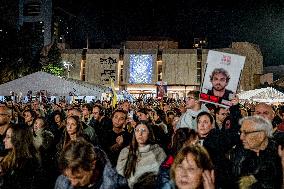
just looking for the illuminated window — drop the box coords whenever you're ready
[129,54,153,84]
[157,61,163,81]
[197,61,202,83]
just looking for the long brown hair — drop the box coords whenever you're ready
[63,115,84,148]
[123,121,155,178]
[1,124,37,173]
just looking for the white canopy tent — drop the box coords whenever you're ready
[0,71,103,98]
[238,87,284,104]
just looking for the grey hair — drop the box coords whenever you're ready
[239,116,273,138]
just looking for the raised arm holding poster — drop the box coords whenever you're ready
[200,50,246,107]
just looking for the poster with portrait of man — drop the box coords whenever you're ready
[156,81,167,100]
[200,50,246,107]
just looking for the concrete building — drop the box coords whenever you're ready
[61,41,263,98]
[19,0,52,46]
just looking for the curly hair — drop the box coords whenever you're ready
[210,68,231,83]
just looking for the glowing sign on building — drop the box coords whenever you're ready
[129,54,153,84]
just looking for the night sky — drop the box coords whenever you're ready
[4,0,284,67]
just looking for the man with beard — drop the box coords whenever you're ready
[208,68,233,100]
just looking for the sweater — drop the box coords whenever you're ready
[116,144,166,188]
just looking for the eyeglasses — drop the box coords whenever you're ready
[240,130,263,136]
[134,128,148,133]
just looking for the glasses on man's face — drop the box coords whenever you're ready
[240,130,263,136]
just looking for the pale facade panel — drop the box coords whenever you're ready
[86,49,120,85]
[162,53,178,84]
[61,50,82,80]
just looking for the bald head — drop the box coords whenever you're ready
[254,103,275,122]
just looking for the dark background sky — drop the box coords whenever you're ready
[34,0,284,66]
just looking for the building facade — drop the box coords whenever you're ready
[61,41,263,98]
[19,0,52,46]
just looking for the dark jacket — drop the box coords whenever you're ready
[203,128,238,189]
[228,139,282,189]
[156,155,175,189]
[101,128,131,166]
[0,157,41,189]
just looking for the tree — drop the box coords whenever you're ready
[42,42,64,76]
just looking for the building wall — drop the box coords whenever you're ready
[162,49,200,85]
[61,42,263,92]
[125,40,178,49]
[19,0,52,45]
[61,49,82,80]
[230,42,263,91]
[86,49,120,85]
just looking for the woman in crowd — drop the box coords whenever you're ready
[0,124,40,189]
[157,128,199,189]
[116,121,166,188]
[170,145,215,189]
[196,111,237,189]
[49,110,66,145]
[33,117,54,153]
[171,115,181,134]
[56,115,87,155]
[33,117,57,188]
[23,109,36,128]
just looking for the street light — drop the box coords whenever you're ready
[63,61,73,78]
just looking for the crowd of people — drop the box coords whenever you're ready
[0,91,284,189]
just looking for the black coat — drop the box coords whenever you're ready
[229,139,282,189]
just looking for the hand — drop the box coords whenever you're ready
[203,170,215,189]
[116,135,124,146]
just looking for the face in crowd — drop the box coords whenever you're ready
[136,111,149,122]
[185,95,196,109]
[92,106,101,121]
[33,118,45,133]
[254,103,274,122]
[81,106,90,117]
[4,127,13,150]
[215,108,229,124]
[172,116,180,132]
[171,145,214,189]
[134,123,150,147]
[121,101,130,113]
[66,116,80,137]
[54,114,62,124]
[112,111,127,129]
[197,113,214,138]
[240,116,271,153]
[23,111,34,124]
[0,106,11,127]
